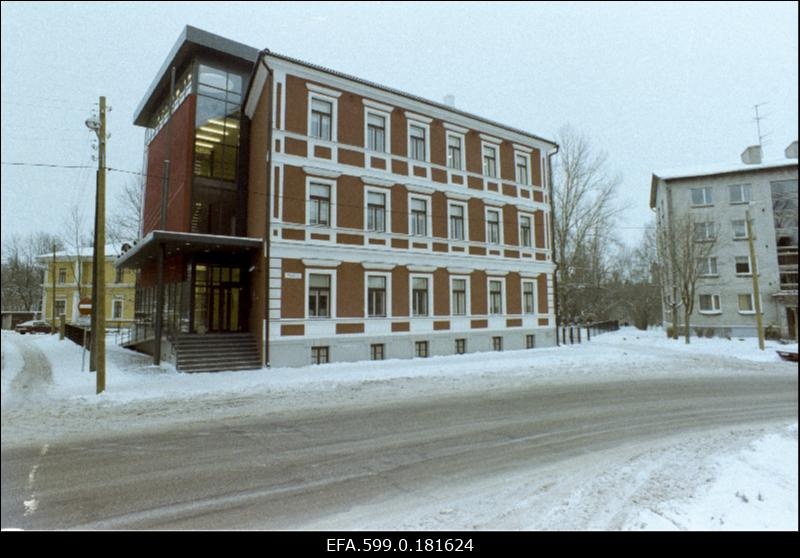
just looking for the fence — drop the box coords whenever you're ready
[559,320,619,345]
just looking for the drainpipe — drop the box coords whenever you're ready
[547,145,560,346]
[257,51,274,368]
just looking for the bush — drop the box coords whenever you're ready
[704,327,715,338]
[764,325,782,340]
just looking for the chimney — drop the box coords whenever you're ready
[740,145,762,165]
[785,141,798,159]
[443,94,455,108]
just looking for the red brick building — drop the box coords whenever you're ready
[118,26,558,370]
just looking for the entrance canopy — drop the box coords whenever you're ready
[114,230,262,269]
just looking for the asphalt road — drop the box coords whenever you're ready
[1,369,796,530]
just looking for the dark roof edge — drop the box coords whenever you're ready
[266,51,558,148]
[134,25,259,126]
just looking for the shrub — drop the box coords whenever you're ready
[764,325,782,340]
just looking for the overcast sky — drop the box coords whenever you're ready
[2,1,797,251]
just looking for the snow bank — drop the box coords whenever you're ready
[625,423,798,531]
[1,331,25,397]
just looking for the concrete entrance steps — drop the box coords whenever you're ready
[175,333,262,373]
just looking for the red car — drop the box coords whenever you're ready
[14,320,52,334]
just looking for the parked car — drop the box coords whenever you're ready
[14,320,52,334]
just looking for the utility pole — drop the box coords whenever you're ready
[745,208,765,350]
[87,96,108,393]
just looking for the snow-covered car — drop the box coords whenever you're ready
[14,320,52,334]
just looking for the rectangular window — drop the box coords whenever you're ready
[367,191,386,232]
[112,299,123,319]
[367,275,387,317]
[523,281,535,314]
[367,112,386,152]
[515,153,530,185]
[409,124,426,161]
[415,341,429,358]
[412,277,429,317]
[729,184,752,204]
[483,145,498,177]
[311,346,329,364]
[370,343,385,361]
[738,294,754,313]
[698,294,721,313]
[449,204,465,240]
[410,198,427,236]
[308,274,331,318]
[526,334,536,349]
[57,268,67,284]
[520,215,532,247]
[451,278,467,316]
[735,256,751,275]
[731,219,748,239]
[447,134,463,170]
[115,267,124,284]
[693,222,715,241]
[309,183,331,227]
[455,338,466,355]
[489,280,503,315]
[487,210,501,244]
[310,98,332,140]
[697,257,718,276]
[492,336,503,351]
[54,299,66,317]
[691,187,713,206]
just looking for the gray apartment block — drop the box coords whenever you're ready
[650,145,798,340]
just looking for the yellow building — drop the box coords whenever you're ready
[39,246,136,329]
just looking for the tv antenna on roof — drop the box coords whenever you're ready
[753,103,771,148]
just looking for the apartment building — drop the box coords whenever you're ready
[117,26,558,369]
[650,144,798,340]
[39,246,136,328]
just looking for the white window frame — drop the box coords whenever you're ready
[408,193,432,238]
[112,298,124,320]
[447,200,469,241]
[521,279,536,314]
[734,255,752,276]
[365,271,392,318]
[481,140,500,178]
[737,293,756,314]
[694,221,716,242]
[728,183,752,204]
[305,268,337,320]
[514,151,531,186]
[487,276,506,315]
[306,176,337,230]
[519,213,534,248]
[449,275,471,317]
[485,206,503,245]
[698,293,721,315]
[697,256,718,277]
[407,119,431,163]
[410,273,433,318]
[690,186,713,207]
[445,131,466,171]
[731,219,749,240]
[364,105,391,154]
[364,186,391,234]
[307,90,339,143]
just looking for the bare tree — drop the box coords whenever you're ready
[108,176,144,246]
[1,233,64,311]
[608,222,662,329]
[62,203,92,297]
[658,214,718,343]
[552,124,625,323]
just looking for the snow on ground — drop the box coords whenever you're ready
[1,327,797,530]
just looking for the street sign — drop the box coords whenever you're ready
[79,297,92,316]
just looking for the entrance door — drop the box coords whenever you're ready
[193,264,243,333]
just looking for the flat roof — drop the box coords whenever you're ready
[134,25,259,127]
[115,231,262,269]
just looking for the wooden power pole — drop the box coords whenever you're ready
[745,209,765,350]
[89,96,108,393]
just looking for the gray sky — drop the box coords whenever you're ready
[2,1,797,251]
